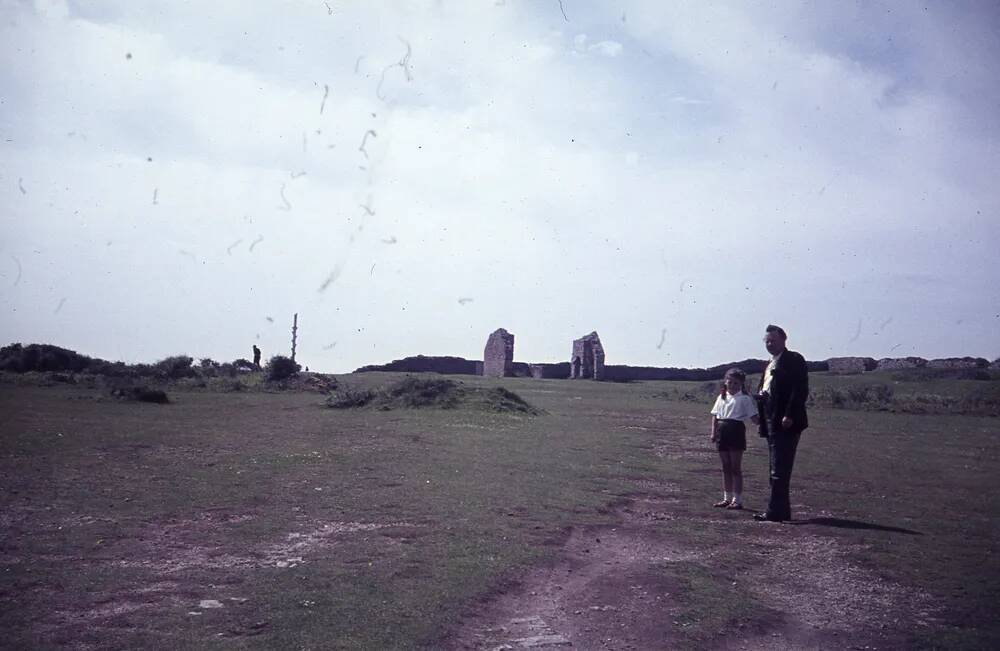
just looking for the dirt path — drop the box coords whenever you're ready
[446,486,929,650]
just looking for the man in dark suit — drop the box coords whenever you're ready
[754,324,809,522]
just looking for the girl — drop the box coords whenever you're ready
[709,368,759,509]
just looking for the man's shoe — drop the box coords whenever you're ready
[753,512,784,522]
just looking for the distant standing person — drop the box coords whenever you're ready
[708,368,759,510]
[252,344,261,368]
[754,325,809,522]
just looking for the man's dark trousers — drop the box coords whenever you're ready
[767,429,801,521]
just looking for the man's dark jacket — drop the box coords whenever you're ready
[758,349,809,433]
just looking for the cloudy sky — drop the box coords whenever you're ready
[1,0,998,372]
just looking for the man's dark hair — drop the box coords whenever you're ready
[765,324,787,340]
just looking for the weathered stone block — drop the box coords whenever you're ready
[483,328,514,378]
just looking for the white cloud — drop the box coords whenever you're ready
[589,40,623,57]
[1,1,997,369]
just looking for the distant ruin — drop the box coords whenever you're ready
[831,356,989,375]
[926,357,989,370]
[569,332,605,380]
[827,357,878,374]
[352,330,993,382]
[876,357,927,370]
[483,328,514,378]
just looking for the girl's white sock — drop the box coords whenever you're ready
[732,493,742,504]
[723,491,732,502]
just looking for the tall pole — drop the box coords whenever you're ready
[291,313,298,362]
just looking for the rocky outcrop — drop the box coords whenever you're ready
[483,328,515,378]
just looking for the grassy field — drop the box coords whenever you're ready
[1,371,998,649]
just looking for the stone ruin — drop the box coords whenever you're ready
[826,357,877,375]
[569,331,605,380]
[483,328,514,378]
[876,357,927,370]
[926,357,989,370]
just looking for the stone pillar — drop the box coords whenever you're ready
[483,328,514,377]
[570,331,605,380]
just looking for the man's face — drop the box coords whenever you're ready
[764,332,786,356]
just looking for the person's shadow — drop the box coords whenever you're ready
[789,517,923,535]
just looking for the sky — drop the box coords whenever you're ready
[1,0,998,373]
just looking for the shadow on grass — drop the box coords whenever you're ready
[791,517,923,535]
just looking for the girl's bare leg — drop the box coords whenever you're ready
[728,450,744,504]
[718,451,733,502]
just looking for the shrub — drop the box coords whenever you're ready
[88,360,135,378]
[381,377,462,408]
[872,384,894,402]
[233,358,257,372]
[326,387,376,409]
[154,355,195,380]
[0,343,93,373]
[217,363,238,377]
[266,355,301,381]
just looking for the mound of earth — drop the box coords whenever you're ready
[326,377,540,414]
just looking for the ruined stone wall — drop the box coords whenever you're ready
[529,362,571,379]
[570,332,605,380]
[510,362,531,377]
[483,328,515,378]
[354,355,479,375]
[876,357,927,370]
[926,357,989,369]
[826,357,877,374]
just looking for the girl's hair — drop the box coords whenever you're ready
[720,367,747,399]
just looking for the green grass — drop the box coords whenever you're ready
[1,372,998,649]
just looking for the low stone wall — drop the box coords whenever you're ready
[510,362,532,378]
[876,357,927,370]
[354,356,480,375]
[927,357,989,369]
[826,357,878,374]
[529,362,571,379]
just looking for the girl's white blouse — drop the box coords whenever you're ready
[710,392,757,421]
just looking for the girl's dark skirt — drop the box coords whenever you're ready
[716,419,747,452]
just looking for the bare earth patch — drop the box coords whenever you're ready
[37,514,424,645]
[447,490,934,650]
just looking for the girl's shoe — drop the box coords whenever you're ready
[727,502,743,510]
[713,500,730,508]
